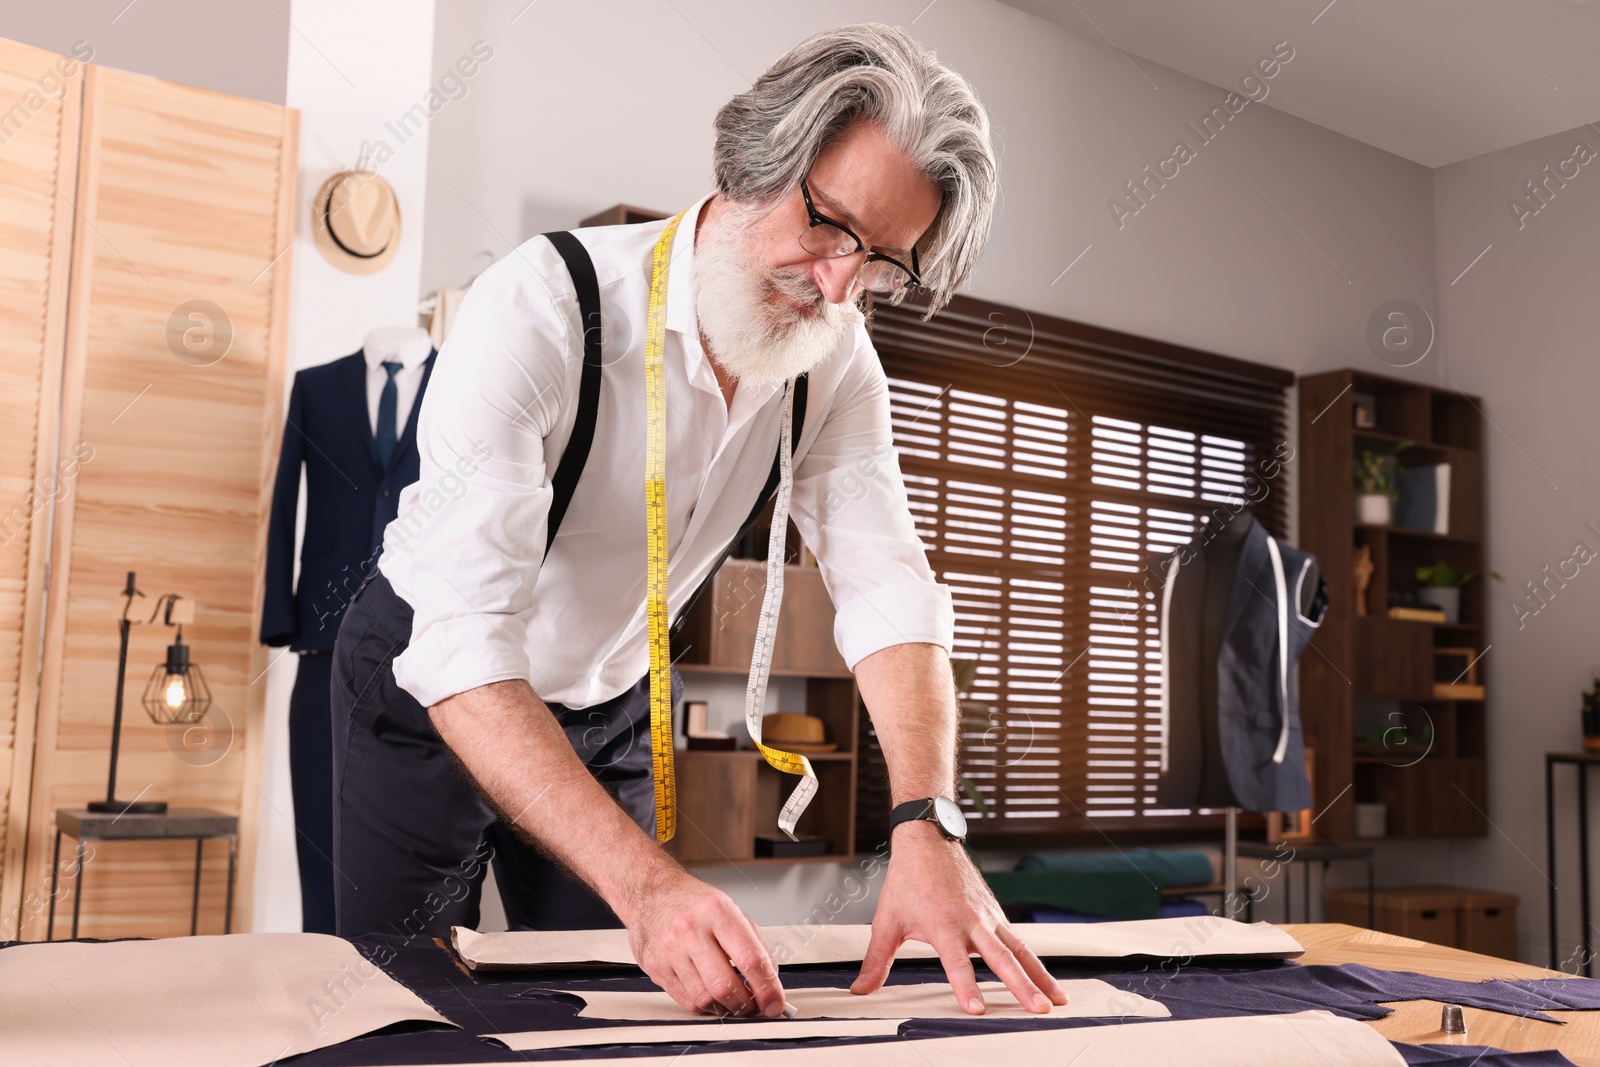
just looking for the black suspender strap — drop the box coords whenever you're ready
[540,230,603,553]
[536,223,809,607]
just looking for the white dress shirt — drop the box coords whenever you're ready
[361,326,432,435]
[379,191,954,710]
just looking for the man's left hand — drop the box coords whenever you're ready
[850,819,1069,1015]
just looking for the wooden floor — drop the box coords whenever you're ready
[1285,923,1600,1065]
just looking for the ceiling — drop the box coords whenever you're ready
[995,0,1600,167]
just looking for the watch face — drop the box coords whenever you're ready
[932,796,967,839]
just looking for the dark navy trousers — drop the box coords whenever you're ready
[289,651,336,933]
[330,569,667,937]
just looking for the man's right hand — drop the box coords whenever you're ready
[428,680,783,1017]
[624,863,787,1017]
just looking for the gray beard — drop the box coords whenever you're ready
[692,202,857,389]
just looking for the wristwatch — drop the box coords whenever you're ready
[889,796,968,842]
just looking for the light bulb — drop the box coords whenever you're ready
[165,675,187,708]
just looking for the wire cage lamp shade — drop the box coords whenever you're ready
[141,629,212,725]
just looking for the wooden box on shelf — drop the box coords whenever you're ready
[1327,885,1459,946]
[1328,884,1518,957]
[1457,887,1519,959]
[1433,646,1485,700]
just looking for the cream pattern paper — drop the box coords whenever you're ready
[2,933,453,1067]
[557,979,1167,1022]
[492,1018,906,1050]
[452,916,1303,971]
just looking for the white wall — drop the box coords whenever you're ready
[422,0,1446,928]
[1431,123,1600,968]
[252,0,440,933]
[424,0,1439,382]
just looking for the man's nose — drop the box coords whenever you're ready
[811,254,863,305]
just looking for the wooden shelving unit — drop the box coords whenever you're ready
[1299,370,1488,840]
[666,560,859,866]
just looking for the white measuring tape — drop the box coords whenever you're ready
[738,384,818,840]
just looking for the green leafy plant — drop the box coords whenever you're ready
[1353,441,1412,499]
[1415,562,1500,588]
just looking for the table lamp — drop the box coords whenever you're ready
[88,571,211,815]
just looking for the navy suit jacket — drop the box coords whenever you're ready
[261,351,435,652]
[1155,520,1327,814]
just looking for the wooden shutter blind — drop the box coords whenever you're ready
[856,292,1291,841]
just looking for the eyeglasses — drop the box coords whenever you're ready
[798,177,922,295]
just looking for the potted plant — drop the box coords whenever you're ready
[1414,561,1498,623]
[1353,443,1409,525]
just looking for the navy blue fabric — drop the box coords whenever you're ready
[1108,962,1600,1025]
[261,350,435,653]
[1398,1046,1575,1066]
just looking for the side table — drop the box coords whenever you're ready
[1236,839,1375,925]
[47,807,238,940]
[1546,751,1600,974]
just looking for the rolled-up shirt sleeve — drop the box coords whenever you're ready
[789,334,954,669]
[383,259,576,708]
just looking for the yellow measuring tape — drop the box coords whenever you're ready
[645,212,681,843]
[642,210,816,844]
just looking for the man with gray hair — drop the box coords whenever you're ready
[331,22,1064,1019]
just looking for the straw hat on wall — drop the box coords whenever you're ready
[311,168,401,275]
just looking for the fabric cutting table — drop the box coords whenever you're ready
[7,922,1599,1065]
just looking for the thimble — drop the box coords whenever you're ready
[1440,1004,1466,1034]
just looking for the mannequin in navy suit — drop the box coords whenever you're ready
[1155,510,1327,814]
[262,327,435,932]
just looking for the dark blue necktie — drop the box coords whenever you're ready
[375,361,401,469]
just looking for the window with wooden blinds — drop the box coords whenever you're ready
[855,292,1292,841]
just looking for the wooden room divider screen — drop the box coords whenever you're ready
[0,37,297,939]
[0,35,81,942]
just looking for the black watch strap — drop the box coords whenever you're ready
[889,796,965,841]
[889,797,934,831]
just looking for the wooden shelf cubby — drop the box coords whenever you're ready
[1299,369,1489,840]
[666,560,859,867]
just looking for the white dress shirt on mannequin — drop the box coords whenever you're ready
[361,326,432,435]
